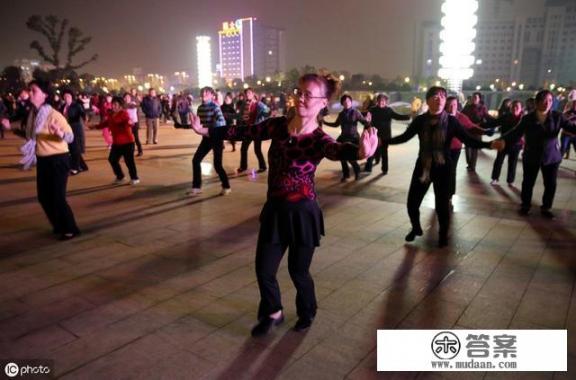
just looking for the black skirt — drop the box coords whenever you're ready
[258,198,325,247]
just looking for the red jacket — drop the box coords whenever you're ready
[98,110,134,145]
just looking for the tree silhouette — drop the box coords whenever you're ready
[26,15,98,71]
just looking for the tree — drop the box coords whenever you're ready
[0,66,25,94]
[26,15,98,71]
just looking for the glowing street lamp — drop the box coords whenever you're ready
[438,0,478,92]
[196,36,213,88]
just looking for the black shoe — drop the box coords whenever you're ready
[257,168,267,173]
[340,176,349,183]
[518,207,529,216]
[381,170,388,175]
[251,315,284,337]
[59,232,80,241]
[363,168,372,173]
[293,317,314,332]
[540,209,555,219]
[137,152,143,157]
[236,168,247,174]
[405,227,423,242]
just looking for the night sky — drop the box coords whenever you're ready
[0,0,541,78]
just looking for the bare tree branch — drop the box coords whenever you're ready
[67,54,98,71]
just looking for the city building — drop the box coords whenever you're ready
[218,17,285,82]
[415,0,576,88]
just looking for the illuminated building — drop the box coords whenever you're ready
[218,17,284,81]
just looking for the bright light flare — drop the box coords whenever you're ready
[438,0,478,92]
[196,36,213,88]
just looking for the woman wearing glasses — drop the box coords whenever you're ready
[190,73,378,336]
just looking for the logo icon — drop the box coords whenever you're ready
[4,362,19,378]
[431,331,461,360]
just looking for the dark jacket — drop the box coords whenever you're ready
[502,110,576,165]
[388,111,491,163]
[324,108,369,138]
[61,102,86,153]
[141,95,162,119]
[368,106,411,139]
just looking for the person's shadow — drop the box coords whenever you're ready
[214,329,308,379]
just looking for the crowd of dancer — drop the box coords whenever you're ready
[1,75,576,337]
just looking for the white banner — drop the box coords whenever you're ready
[377,330,566,371]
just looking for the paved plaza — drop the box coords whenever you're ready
[0,120,575,379]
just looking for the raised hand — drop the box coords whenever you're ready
[359,127,379,159]
[1,118,10,130]
[491,139,505,151]
[48,123,64,138]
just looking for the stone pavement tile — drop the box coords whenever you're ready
[345,350,418,380]
[51,296,196,375]
[457,294,517,329]
[58,332,184,379]
[0,298,30,322]
[152,315,218,352]
[18,274,109,308]
[513,287,571,329]
[145,350,215,380]
[399,296,466,329]
[188,297,250,328]
[59,293,155,337]
[198,265,255,298]
[4,324,77,359]
[0,296,94,341]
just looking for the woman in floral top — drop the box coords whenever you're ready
[190,73,378,337]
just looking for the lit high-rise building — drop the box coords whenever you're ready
[218,17,284,81]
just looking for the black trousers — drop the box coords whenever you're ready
[68,143,88,172]
[521,161,560,211]
[255,241,317,321]
[491,146,520,183]
[109,143,138,180]
[465,146,478,170]
[36,154,80,235]
[449,149,462,196]
[365,142,389,173]
[407,161,451,238]
[338,135,360,178]
[132,123,142,154]
[239,139,267,171]
[192,136,230,189]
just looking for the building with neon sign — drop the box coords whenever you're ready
[218,17,284,81]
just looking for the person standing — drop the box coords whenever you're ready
[444,96,485,208]
[141,88,162,144]
[386,87,503,247]
[323,94,371,181]
[61,89,88,175]
[485,100,524,185]
[221,92,238,152]
[187,87,230,196]
[461,92,494,172]
[502,90,576,218]
[90,97,140,185]
[237,88,270,173]
[189,74,378,336]
[124,93,143,156]
[1,80,80,240]
[364,93,411,174]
